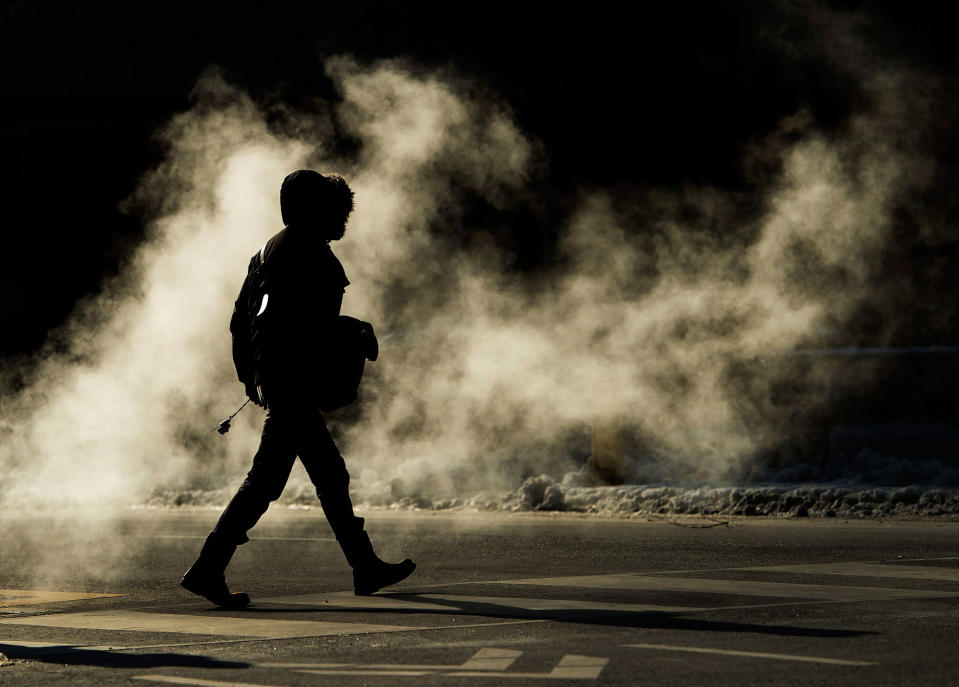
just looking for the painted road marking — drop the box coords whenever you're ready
[299,669,431,676]
[137,535,336,542]
[455,654,609,680]
[0,610,411,638]
[0,620,547,656]
[289,649,608,680]
[625,643,877,666]
[260,648,523,672]
[0,589,121,609]
[0,640,133,655]
[6,560,956,654]
[261,590,704,615]
[745,562,959,583]
[462,648,523,670]
[135,676,285,687]
[0,640,77,648]
[551,655,610,679]
[492,573,959,601]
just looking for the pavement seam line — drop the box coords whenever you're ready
[426,556,958,584]
[625,643,878,666]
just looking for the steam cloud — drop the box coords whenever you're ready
[0,8,952,518]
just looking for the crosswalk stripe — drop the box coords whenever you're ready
[137,535,336,543]
[744,562,959,582]
[259,648,523,672]
[0,640,130,653]
[298,669,430,677]
[490,573,959,601]
[462,648,523,670]
[1,620,546,656]
[265,663,460,670]
[0,611,411,638]
[547,655,609,679]
[453,654,609,680]
[5,560,956,650]
[288,651,608,680]
[0,589,121,608]
[625,643,877,666]
[134,676,285,687]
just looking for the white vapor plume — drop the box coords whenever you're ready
[0,9,950,525]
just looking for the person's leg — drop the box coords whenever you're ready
[295,406,415,595]
[295,407,363,540]
[211,410,298,543]
[181,408,298,606]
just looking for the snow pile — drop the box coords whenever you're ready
[141,473,959,518]
[504,477,959,518]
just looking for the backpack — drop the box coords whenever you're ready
[229,243,270,394]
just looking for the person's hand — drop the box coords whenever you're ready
[360,321,378,361]
[245,382,263,407]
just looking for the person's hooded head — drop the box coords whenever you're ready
[280,170,355,240]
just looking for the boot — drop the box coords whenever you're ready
[180,533,251,608]
[341,531,415,596]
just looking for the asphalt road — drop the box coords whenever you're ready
[1,509,958,686]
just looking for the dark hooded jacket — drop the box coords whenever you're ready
[230,226,349,396]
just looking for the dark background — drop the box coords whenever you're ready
[2,0,957,360]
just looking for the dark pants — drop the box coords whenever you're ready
[211,391,364,548]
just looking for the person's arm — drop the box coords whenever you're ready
[322,246,348,320]
[316,288,344,321]
[230,255,261,405]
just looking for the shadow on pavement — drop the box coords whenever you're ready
[583,613,873,637]
[0,643,249,669]
[246,593,876,638]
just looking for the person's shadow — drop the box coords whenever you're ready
[248,592,875,638]
[0,642,248,669]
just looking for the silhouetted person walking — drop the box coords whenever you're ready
[181,170,415,607]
